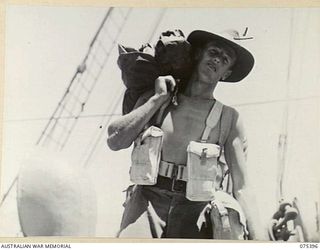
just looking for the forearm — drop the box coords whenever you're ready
[225,112,268,240]
[235,188,268,240]
[107,93,167,150]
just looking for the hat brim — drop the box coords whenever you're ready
[187,30,254,83]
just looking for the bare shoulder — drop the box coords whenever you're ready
[220,103,240,130]
[221,103,238,119]
[222,104,246,146]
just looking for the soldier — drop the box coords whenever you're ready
[107,30,266,240]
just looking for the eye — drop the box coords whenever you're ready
[223,57,229,64]
[208,49,218,56]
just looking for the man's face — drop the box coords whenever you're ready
[196,41,237,84]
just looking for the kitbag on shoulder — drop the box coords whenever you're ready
[117,29,191,115]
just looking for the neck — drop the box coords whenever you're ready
[183,73,218,99]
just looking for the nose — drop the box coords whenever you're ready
[213,56,221,64]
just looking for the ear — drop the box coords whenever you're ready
[193,48,202,61]
[221,70,232,81]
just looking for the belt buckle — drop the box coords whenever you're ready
[170,165,183,192]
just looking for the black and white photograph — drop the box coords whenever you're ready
[0,4,319,242]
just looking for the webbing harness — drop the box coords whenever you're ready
[199,100,232,236]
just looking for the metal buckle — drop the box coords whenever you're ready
[170,165,186,192]
[170,165,180,192]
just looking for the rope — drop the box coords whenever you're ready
[0,176,18,208]
[82,89,124,168]
[146,9,167,44]
[4,95,319,123]
[277,9,295,203]
[81,9,167,168]
[281,10,310,203]
[0,7,132,209]
[36,8,131,150]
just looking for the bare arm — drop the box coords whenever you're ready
[107,76,175,151]
[224,110,268,240]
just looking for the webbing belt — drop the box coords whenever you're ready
[158,101,224,183]
[158,160,187,182]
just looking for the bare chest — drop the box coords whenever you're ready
[160,97,221,164]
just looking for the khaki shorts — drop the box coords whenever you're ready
[117,185,247,239]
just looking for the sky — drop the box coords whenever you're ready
[1,6,319,239]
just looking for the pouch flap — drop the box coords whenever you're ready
[213,191,248,236]
[187,141,220,157]
[140,126,163,142]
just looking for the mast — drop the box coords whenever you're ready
[36,8,132,151]
[276,9,295,203]
[81,9,167,168]
[0,7,132,209]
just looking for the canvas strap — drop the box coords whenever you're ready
[200,100,224,143]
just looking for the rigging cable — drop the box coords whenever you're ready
[277,9,295,203]
[0,7,132,209]
[81,8,168,168]
[36,8,132,151]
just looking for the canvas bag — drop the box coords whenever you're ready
[196,190,249,240]
[129,126,164,185]
[186,101,224,201]
[188,104,249,239]
[117,30,191,115]
[129,102,171,185]
[117,44,159,115]
[129,126,163,185]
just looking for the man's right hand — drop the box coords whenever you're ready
[155,76,176,102]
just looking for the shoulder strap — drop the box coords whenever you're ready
[200,100,223,142]
[218,106,234,146]
[154,99,172,127]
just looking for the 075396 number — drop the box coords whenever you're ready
[300,244,319,248]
